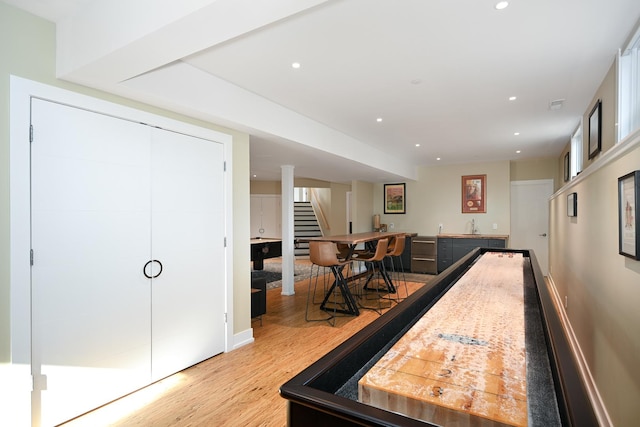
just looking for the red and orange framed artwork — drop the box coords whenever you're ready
[462,174,486,213]
[384,183,406,214]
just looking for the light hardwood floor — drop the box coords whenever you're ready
[61,262,433,427]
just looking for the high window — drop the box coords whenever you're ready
[570,124,583,179]
[618,25,640,142]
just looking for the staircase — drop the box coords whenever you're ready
[294,201,322,256]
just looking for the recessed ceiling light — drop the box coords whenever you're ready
[495,1,509,10]
[436,157,441,161]
[516,150,521,154]
[411,79,422,85]
[514,132,520,136]
[376,118,383,122]
[415,143,421,147]
[291,62,301,69]
[509,96,517,101]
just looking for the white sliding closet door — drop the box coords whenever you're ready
[31,99,153,426]
[150,129,225,380]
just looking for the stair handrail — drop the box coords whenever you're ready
[309,188,330,236]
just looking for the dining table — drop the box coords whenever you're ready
[301,231,408,316]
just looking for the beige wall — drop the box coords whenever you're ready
[351,181,375,233]
[548,60,640,425]
[373,161,512,237]
[510,157,560,191]
[550,137,640,426]
[250,177,331,194]
[0,3,251,361]
[329,183,351,235]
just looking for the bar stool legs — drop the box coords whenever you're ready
[354,238,392,315]
[305,241,357,326]
[305,263,336,326]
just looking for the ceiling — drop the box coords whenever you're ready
[7,0,640,182]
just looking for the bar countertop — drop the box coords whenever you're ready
[437,233,509,239]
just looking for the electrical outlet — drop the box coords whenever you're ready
[389,223,395,229]
[492,223,498,230]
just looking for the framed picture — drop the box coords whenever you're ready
[588,100,601,159]
[384,183,406,214]
[618,171,640,260]
[462,174,486,213]
[564,152,570,182]
[567,192,577,217]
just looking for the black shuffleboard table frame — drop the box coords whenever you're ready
[279,248,599,427]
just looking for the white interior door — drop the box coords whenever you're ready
[510,180,554,275]
[31,99,152,426]
[150,129,226,381]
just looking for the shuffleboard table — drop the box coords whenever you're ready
[280,248,599,427]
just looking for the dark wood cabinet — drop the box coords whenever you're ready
[251,274,267,323]
[437,235,507,273]
[411,236,437,274]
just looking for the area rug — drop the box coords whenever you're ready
[256,261,312,289]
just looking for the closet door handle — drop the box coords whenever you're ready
[143,260,163,279]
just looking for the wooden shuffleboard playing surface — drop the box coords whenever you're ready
[358,252,527,426]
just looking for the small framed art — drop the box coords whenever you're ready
[618,171,640,260]
[567,192,577,217]
[384,183,406,214]
[588,100,601,159]
[564,152,570,182]
[462,175,486,213]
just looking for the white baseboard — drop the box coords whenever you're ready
[231,328,255,351]
[546,274,613,427]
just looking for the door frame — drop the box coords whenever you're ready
[8,76,234,425]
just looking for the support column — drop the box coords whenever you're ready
[281,165,295,295]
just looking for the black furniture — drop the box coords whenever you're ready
[280,248,598,427]
[250,238,282,270]
[250,274,266,325]
[437,235,507,272]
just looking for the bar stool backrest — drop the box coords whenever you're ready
[360,238,389,262]
[309,241,340,267]
[388,235,405,257]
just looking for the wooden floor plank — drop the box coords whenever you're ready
[60,260,431,427]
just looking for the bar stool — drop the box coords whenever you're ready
[355,238,392,314]
[384,235,408,302]
[306,241,355,325]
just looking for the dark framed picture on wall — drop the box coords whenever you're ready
[462,174,486,213]
[588,99,601,159]
[567,192,577,217]
[384,183,406,214]
[618,171,640,260]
